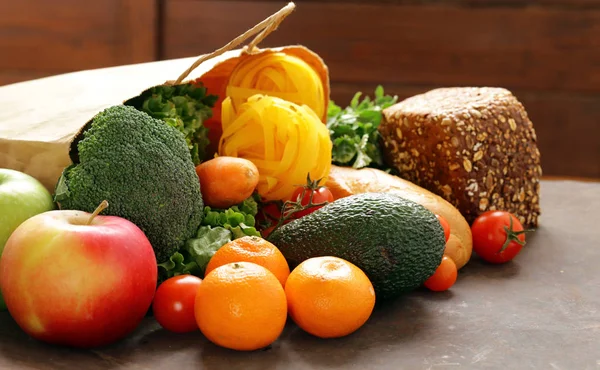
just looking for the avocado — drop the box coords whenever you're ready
[268,192,446,300]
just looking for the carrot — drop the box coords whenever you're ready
[195,156,260,209]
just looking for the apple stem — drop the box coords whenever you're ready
[87,200,109,225]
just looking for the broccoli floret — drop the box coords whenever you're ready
[54,105,204,263]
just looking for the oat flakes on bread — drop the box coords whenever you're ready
[379,87,542,228]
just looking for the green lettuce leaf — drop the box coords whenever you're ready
[157,250,202,282]
[201,195,261,238]
[127,83,218,165]
[158,226,233,280]
[158,196,262,281]
[185,226,233,276]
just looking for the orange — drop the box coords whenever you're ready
[285,256,376,339]
[194,262,287,351]
[205,236,290,286]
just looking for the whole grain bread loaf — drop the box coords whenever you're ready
[379,87,542,228]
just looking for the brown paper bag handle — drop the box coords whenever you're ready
[168,1,296,86]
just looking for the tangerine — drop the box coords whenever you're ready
[285,256,376,338]
[205,236,290,286]
[194,262,287,351]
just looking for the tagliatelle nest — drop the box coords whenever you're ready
[136,2,329,159]
[218,94,332,201]
[197,47,329,121]
[193,45,329,157]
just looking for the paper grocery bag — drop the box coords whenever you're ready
[0,51,231,192]
[0,2,329,193]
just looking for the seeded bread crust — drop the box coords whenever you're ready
[379,87,542,228]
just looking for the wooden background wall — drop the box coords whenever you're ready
[1,0,599,179]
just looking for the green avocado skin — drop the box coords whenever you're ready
[268,192,446,300]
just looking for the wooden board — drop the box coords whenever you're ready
[0,0,157,86]
[164,1,600,92]
[163,0,600,179]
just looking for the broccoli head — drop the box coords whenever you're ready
[54,105,204,263]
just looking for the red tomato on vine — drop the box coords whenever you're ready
[471,211,532,264]
[290,185,334,218]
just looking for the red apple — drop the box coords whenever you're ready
[0,201,157,348]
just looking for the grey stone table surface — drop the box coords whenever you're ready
[0,179,598,370]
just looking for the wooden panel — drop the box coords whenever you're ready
[228,0,600,6]
[163,1,600,93]
[0,70,60,87]
[0,0,157,86]
[163,0,600,179]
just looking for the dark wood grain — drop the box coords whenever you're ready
[220,0,600,6]
[164,1,600,93]
[0,0,157,86]
[163,0,600,178]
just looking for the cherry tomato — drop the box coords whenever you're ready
[290,186,334,218]
[256,203,281,231]
[257,202,291,237]
[152,275,202,333]
[261,225,276,238]
[471,210,529,264]
[261,203,283,222]
[424,256,457,292]
[435,214,451,243]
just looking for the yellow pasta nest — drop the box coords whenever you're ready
[218,94,332,202]
[225,52,326,121]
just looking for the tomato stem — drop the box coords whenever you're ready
[498,216,534,253]
[291,173,323,191]
[270,173,330,234]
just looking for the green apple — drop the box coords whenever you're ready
[0,169,55,310]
